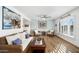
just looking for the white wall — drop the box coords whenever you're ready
[55,7,79,47]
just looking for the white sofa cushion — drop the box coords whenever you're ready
[21,37,33,51]
[17,33,24,40]
[18,32,28,40]
[6,34,19,45]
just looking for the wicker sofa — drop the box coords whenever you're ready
[0,32,33,53]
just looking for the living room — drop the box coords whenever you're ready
[0,6,79,53]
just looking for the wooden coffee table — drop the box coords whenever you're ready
[30,38,46,53]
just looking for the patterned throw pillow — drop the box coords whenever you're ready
[25,34,30,39]
[12,38,22,45]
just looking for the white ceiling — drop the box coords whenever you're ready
[14,6,77,20]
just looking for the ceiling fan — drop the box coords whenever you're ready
[38,15,51,18]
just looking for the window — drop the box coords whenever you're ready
[70,25,73,36]
[38,20,47,29]
[59,22,60,32]
[64,25,68,34]
[60,16,75,37]
[62,26,63,33]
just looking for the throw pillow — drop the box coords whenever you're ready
[25,34,30,39]
[12,38,22,45]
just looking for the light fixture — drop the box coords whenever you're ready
[38,15,51,21]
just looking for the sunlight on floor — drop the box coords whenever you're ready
[52,44,71,53]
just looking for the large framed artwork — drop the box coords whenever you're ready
[2,6,21,29]
[38,20,47,29]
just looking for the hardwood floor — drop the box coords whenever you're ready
[33,35,79,53]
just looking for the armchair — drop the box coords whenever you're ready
[47,30,54,36]
[34,30,42,36]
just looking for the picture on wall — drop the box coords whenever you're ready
[2,6,21,29]
[38,20,47,29]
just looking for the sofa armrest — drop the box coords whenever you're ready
[0,45,22,53]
